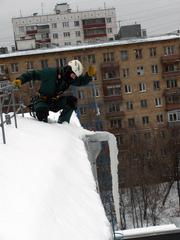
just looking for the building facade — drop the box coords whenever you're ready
[12,3,117,50]
[0,34,180,186]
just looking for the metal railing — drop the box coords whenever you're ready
[0,81,25,144]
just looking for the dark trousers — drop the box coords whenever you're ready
[34,95,78,123]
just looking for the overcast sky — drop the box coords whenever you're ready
[0,0,180,46]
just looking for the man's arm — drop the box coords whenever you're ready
[18,70,42,84]
[71,72,92,86]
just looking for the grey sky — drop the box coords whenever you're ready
[0,0,180,46]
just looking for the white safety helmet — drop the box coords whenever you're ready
[68,60,83,77]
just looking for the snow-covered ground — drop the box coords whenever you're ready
[0,112,113,240]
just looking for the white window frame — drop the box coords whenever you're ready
[11,63,19,73]
[122,68,129,78]
[139,82,146,92]
[164,45,174,55]
[125,84,132,93]
[151,64,158,74]
[168,111,180,122]
[53,33,58,39]
[0,64,5,74]
[155,97,162,107]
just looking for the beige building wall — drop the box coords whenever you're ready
[0,36,180,133]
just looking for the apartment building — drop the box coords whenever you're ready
[12,3,117,50]
[0,34,180,185]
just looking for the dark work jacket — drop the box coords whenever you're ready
[18,67,92,97]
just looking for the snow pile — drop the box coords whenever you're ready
[0,112,112,240]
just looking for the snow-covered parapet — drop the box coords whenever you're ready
[83,131,120,228]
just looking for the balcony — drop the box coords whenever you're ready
[106,111,125,118]
[83,23,106,29]
[84,33,107,39]
[103,95,122,102]
[165,103,180,111]
[101,61,119,69]
[164,88,180,111]
[26,30,37,35]
[164,87,180,97]
[168,121,180,128]
[36,38,51,44]
[161,54,180,63]
[162,70,180,78]
[0,73,10,81]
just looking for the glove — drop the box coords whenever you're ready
[12,79,22,88]
[87,65,96,77]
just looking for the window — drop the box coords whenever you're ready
[126,101,133,110]
[19,26,25,33]
[125,84,132,93]
[92,86,100,97]
[78,90,85,99]
[120,50,128,61]
[137,66,144,75]
[87,54,96,64]
[166,79,177,88]
[11,63,19,73]
[53,33,58,39]
[56,58,67,67]
[52,23,57,28]
[153,80,160,90]
[74,21,79,26]
[79,106,87,115]
[64,42,71,46]
[122,68,129,78]
[76,40,81,45]
[140,99,148,108]
[103,52,114,62]
[110,119,122,128]
[156,114,163,123]
[164,46,174,55]
[0,64,5,74]
[151,65,158,74]
[155,97,162,107]
[26,61,33,71]
[75,31,81,37]
[41,59,48,69]
[142,116,149,125]
[135,49,142,59]
[40,33,49,39]
[104,70,116,79]
[139,82,146,92]
[108,103,120,112]
[74,56,82,62]
[107,28,112,33]
[107,85,121,96]
[63,32,70,37]
[62,22,69,28]
[168,111,180,122]
[106,18,112,23]
[128,118,135,128]
[165,64,177,72]
[149,47,156,57]
[116,135,124,145]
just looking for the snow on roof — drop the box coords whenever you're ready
[0,112,113,240]
[0,34,180,59]
[115,224,180,238]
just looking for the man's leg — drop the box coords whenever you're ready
[51,96,77,123]
[34,100,49,122]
